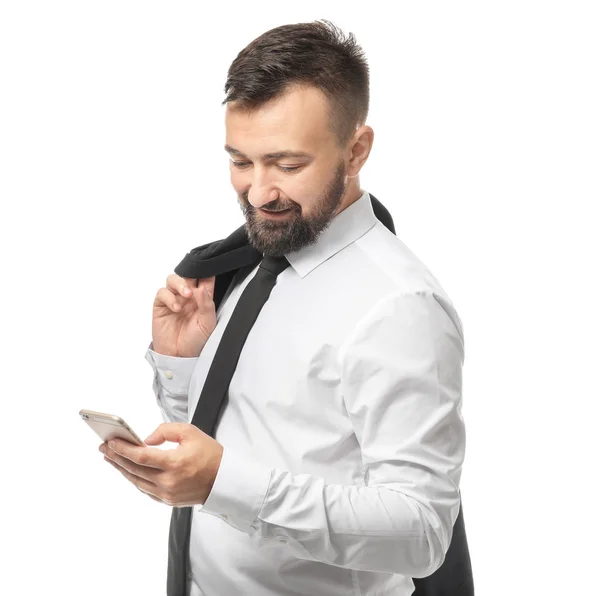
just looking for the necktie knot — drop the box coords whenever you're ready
[259,255,290,277]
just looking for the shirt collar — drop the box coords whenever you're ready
[283,190,376,279]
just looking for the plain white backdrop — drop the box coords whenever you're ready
[1,1,598,594]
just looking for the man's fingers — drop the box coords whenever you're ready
[153,274,198,312]
[104,449,163,483]
[137,486,164,504]
[201,276,215,299]
[193,277,216,311]
[166,274,196,299]
[104,457,159,496]
[154,275,214,313]
[154,287,184,313]
[144,422,192,446]
[108,439,173,470]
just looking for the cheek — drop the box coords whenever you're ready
[229,171,248,197]
[286,175,325,204]
[229,168,322,208]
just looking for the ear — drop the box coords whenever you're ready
[347,125,374,177]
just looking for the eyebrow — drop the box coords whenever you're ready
[224,144,313,160]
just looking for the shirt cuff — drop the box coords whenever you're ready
[144,342,198,394]
[200,446,273,534]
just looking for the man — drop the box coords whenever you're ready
[99,20,469,596]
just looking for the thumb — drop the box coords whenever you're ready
[205,276,215,299]
[144,422,191,445]
[194,276,216,309]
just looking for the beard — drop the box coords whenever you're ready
[237,161,347,258]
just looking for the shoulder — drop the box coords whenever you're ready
[342,220,452,299]
[344,222,464,341]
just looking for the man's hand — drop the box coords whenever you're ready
[98,423,224,507]
[152,273,217,358]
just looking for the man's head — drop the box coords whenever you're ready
[222,20,374,257]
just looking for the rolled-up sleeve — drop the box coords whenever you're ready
[144,342,198,423]
[201,290,466,578]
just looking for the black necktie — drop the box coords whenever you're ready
[167,254,291,596]
[191,254,291,435]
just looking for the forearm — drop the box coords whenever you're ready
[144,342,198,423]
[201,448,459,578]
[202,290,466,577]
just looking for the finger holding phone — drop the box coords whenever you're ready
[99,422,223,507]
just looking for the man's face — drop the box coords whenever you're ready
[224,85,350,257]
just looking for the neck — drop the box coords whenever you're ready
[335,178,363,216]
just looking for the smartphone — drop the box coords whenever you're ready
[79,409,146,446]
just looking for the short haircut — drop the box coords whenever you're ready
[223,20,370,148]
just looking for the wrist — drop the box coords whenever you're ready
[150,342,202,358]
[202,442,224,504]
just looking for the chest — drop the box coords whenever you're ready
[188,268,376,477]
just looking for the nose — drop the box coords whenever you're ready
[248,188,281,210]
[245,170,281,210]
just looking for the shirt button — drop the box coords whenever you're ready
[164,370,173,379]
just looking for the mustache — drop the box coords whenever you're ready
[241,194,296,212]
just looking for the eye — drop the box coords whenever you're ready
[230,161,302,173]
[231,161,250,169]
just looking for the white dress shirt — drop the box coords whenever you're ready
[144,190,466,596]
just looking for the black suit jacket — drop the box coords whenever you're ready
[171,193,474,596]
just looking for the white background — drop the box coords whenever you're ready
[1,1,598,594]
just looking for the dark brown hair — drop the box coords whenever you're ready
[223,20,370,148]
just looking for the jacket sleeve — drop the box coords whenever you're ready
[201,291,467,578]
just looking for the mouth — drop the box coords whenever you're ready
[259,207,294,219]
